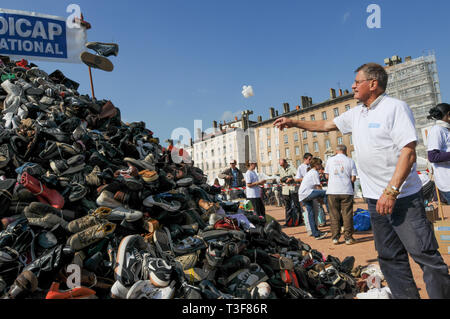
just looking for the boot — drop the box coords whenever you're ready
[4,270,38,299]
[20,172,65,209]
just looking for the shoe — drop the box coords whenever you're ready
[139,169,159,183]
[45,282,97,299]
[199,280,234,299]
[172,236,207,256]
[96,190,122,208]
[80,51,114,72]
[20,172,65,209]
[50,155,85,176]
[68,183,88,202]
[67,207,112,233]
[142,255,173,287]
[174,252,199,270]
[315,232,328,240]
[143,195,181,212]
[5,270,38,299]
[183,267,210,283]
[126,280,175,299]
[345,238,357,245]
[24,203,69,230]
[67,221,116,251]
[86,42,119,57]
[153,227,175,261]
[110,280,129,299]
[114,235,148,287]
[332,239,339,245]
[250,282,271,299]
[205,241,226,268]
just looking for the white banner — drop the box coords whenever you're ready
[0,8,86,63]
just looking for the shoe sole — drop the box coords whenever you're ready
[153,228,174,259]
[80,52,114,72]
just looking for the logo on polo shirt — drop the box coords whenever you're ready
[368,123,381,128]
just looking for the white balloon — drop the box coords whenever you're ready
[241,85,254,98]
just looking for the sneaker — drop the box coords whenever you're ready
[332,239,339,245]
[174,251,199,270]
[345,238,357,245]
[67,222,116,251]
[142,255,173,287]
[205,241,226,268]
[153,227,175,261]
[183,267,210,283]
[315,232,328,240]
[80,51,114,72]
[143,195,181,212]
[110,280,129,299]
[109,206,143,222]
[86,42,119,57]
[67,207,112,233]
[114,235,148,287]
[139,169,159,183]
[126,280,175,299]
[96,190,122,208]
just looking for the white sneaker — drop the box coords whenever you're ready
[126,280,175,299]
[110,280,129,299]
[96,190,122,208]
[356,287,392,299]
[110,206,143,222]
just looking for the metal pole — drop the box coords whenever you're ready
[81,12,95,100]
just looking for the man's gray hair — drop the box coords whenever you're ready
[355,63,388,91]
[336,144,347,153]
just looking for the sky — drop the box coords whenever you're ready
[4,0,450,145]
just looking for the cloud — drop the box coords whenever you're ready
[220,110,243,122]
[342,12,351,24]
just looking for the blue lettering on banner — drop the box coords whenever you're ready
[368,123,381,128]
[0,12,67,58]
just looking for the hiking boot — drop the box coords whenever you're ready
[142,255,173,287]
[114,235,148,287]
[86,42,119,57]
[126,280,175,299]
[67,221,116,251]
[67,207,112,233]
[80,51,114,72]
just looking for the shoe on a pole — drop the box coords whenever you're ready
[86,42,119,57]
[80,52,114,72]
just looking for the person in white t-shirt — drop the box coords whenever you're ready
[297,157,328,240]
[244,161,266,217]
[324,144,358,245]
[426,103,450,204]
[273,62,450,299]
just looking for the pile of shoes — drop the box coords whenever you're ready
[0,55,361,299]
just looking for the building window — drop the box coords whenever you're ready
[349,135,353,145]
[268,152,272,161]
[211,150,214,157]
[293,132,299,142]
[266,127,271,136]
[303,131,308,139]
[310,115,315,121]
[322,111,327,120]
[260,153,264,162]
[285,148,290,158]
[312,132,317,138]
[325,139,331,149]
[295,146,300,156]
[304,144,309,153]
[212,161,215,169]
[267,139,271,148]
[333,108,339,117]
[345,104,351,111]
[301,117,306,121]
[296,159,301,167]
[313,142,319,152]
[284,135,288,144]
[276,150,280,159]
[337,137,343,145]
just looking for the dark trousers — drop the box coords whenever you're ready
[249,197,265,217]
[283,193,302,221]
[367,191,450,299]
[328,194,354,240]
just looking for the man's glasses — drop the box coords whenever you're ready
[353,78,375,86]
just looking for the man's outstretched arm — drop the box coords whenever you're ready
[273,117,338,132]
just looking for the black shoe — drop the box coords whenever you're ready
[86,42,119,57]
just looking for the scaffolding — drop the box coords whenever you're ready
[385,51,442,157]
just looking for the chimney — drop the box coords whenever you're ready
[212,120,217,130]
[189,138,193,146]
[257,115,262,122]
[301,96,308,108]
[275,110,279,116]
[269,107,275,119]
[330,88,336,99]
[308,97,312,106]
[405,56,412,62]
[283,103,290,114]
[339,89,343,97]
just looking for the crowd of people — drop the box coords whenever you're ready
[215,62,450,299]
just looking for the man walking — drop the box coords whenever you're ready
[324,145,358,245]
[279,159,302,227]
[274,62,450,299]
[218,160,245,200]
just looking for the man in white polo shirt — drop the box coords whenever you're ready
[273,62,450,299]
[324,144,357,245]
